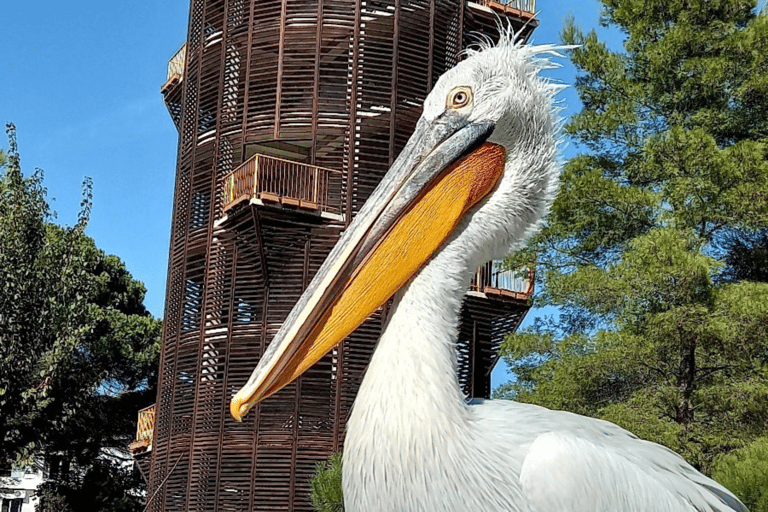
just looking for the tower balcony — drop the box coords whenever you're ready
[128,404,155,455]
[161,44,186,130]
[475,0,536,15]
[470,261,534,304]
[161,44,186,94]
[468,0,539,38]
[222,154,345,220]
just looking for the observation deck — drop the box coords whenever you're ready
[128,404,155,482]
[222,153,345,220]
[472,0,537,21]
[161,44,186,93]
[160,44,186,129]
[470,260,533,304]
[128,404,155,454]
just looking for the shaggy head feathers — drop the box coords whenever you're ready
[423,28,569,257]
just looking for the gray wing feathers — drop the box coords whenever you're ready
[471,400,748,512]
[520,430,748,512]
[699,483,750,512]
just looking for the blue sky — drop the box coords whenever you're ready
[0,0,603,315]
[2,1,189,315]
[2,1,763,385]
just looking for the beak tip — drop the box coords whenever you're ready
[230,395,247,422]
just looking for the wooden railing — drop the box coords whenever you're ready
[167,44,186,81]
[129,404,155,454]
[470,261,534,301]
[223,154,344,216]
[477,0,536,14]
[135,404,155,443]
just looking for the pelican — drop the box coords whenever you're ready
[230,31,748,512]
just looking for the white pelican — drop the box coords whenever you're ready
[230,31,748,512]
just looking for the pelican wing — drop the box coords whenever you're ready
[521,432,746,511]
[470,402,743,511]
[469,400,747,512]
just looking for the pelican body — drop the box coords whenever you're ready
[230,32,748,512]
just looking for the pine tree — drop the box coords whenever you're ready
[497,0,768,479]
[309,453,344,512]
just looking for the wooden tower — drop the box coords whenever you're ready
[132,1,539,510]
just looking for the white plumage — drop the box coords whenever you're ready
[341,34,748,512]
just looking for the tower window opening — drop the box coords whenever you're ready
[182,277,204,332]
[190,189,211,231]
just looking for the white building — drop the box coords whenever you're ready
[0,463,44,512]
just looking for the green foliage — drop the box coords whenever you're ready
[36,484,73,512]
[718,228,768,282]
[36,459,145,512]
[712,436,768,512]
[497,0,768,485]
[0,123,161,473]
[310,453,344,512]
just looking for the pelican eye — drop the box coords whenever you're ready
[446,86,473,110]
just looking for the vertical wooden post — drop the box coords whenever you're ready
[313,167,319,206]
[253,156,259,198]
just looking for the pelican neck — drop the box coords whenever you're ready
[352,246,474,427]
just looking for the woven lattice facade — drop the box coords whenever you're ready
[143,1,538,510]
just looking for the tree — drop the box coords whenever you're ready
[0,123,161,496]
[36,458,146,512]
[712,435,768,512]
[310,453,344,512]
[497,0,768,478]
[717,228,768,283]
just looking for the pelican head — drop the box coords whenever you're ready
[231,31,564,420]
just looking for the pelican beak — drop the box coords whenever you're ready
[231,115,505,421]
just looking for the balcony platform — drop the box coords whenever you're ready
[470,261,533,305]
[161,73,182,95]
[216,197,345,230]
[220,153,346,223]
[469,0,538,22]
[128,405,155,456]
[466,0,539,43]
[128,404,155,483]
[128,438,151,454]
[160,45,186,129]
